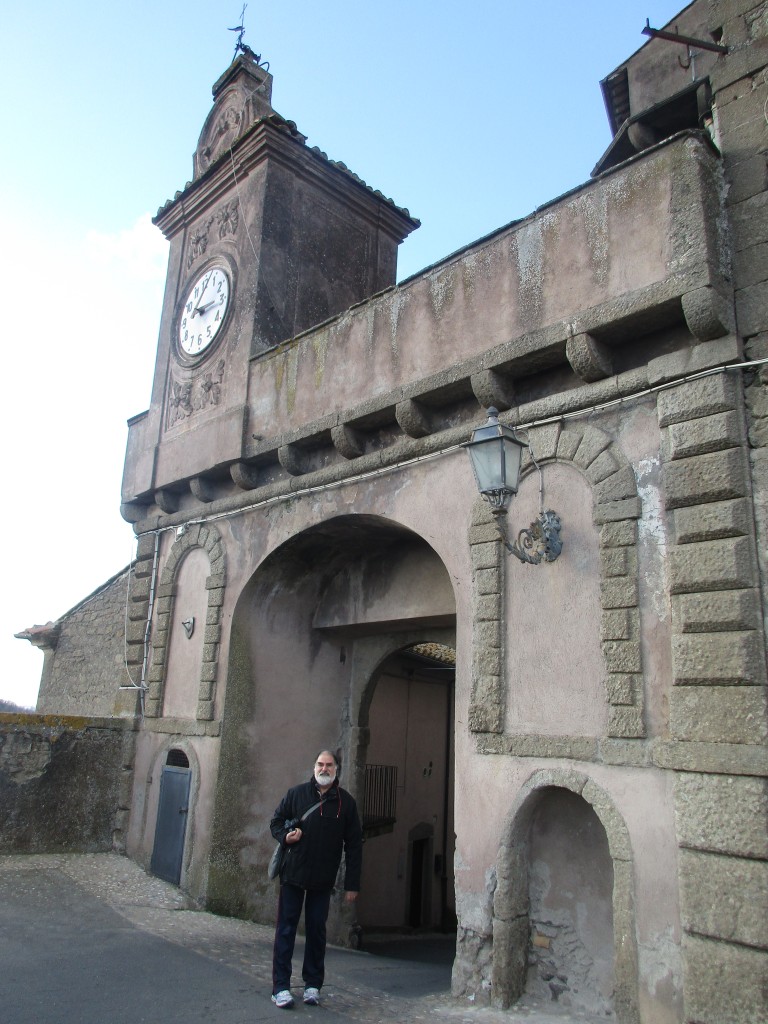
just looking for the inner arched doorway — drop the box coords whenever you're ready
[357,641,456,938]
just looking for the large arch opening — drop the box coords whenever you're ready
[207,513,457,967]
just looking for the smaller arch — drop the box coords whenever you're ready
[145,522,228,721]
[492,768,639,1024]
[166,748,190,768]
[468,419,646,742]
[151,739,200,794]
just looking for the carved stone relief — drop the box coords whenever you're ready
[187,217,214,267]
[200,105,243,170]
[167,360,226,429]
[217,199,240,239]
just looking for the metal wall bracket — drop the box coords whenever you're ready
[493,509,563,565]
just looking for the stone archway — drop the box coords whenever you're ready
[207,514,458,940]
[492,768,639,1024]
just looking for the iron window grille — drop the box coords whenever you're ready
[363,764,397,836]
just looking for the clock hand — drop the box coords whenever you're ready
[191,271,213,317]
[194,298,217,315]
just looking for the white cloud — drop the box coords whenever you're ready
[1,213,168,707]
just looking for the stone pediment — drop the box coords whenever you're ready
[193,54,274,180]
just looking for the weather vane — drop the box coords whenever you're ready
[229,4,269,68]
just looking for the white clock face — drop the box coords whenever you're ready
[178,266,231,357]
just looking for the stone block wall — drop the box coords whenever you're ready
[658,364,768,1022]
[0,714,137,853]
[714,0,768,639]
[36,567,135,718]
[647,11,768,1017]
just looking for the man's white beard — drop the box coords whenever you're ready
[315,770,335,786]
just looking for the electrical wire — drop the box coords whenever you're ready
[121,551,140,691]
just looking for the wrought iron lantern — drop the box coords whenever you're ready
[465,406,525,508]
[465,407,563,565]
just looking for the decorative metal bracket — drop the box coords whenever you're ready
[181,617,195,639]
[492,508,563,565]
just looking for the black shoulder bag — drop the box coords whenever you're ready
[267,799,323,880]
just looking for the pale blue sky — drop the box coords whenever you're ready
[1,1,687,706]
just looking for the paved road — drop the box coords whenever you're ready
[0,854,605,1024]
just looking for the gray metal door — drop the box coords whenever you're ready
[151,765,191,885]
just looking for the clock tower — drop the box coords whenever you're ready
[121,51,418,518]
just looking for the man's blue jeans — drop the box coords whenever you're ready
[272,883,332,994]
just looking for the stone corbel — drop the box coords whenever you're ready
[627,120,658,152]
[331,424,366,460]
[681,286,735,342]
[190,477,216,503]
[278,443,307,476]
[120,500,150,524]
[154,489,180,515]
[566,331,613,382]
[395,398,432,439]
[471,368,516,411]
[230,462,260,490]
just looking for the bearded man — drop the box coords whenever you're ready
[269,749,363,1009]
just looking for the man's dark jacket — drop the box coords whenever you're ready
[270,777,363,891]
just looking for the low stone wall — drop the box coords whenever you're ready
[0,714,137,854]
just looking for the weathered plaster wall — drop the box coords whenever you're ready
[526,790,615,1016]
[246,136,718,438]
[504,464,606,737]
[162,546,211,719]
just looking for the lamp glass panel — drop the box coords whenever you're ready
[502,437,523,491]
[468,436,523,493]
[468,438,503,492]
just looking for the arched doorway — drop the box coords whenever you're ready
[151,748,191,885]
[357,641,456,938]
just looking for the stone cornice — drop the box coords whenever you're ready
[126,362,657,534]
[153,115,419,242]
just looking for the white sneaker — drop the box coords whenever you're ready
[271,989,294,1008]
[303,987,320,1005]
